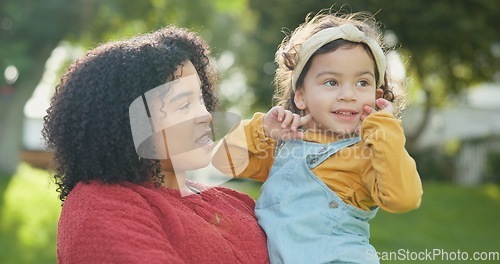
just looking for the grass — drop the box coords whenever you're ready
[369,182,500,263]
[1,166,499,263]
[0,164,60,264]
[227,179,500,263]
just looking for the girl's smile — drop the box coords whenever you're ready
[331,108,360,121]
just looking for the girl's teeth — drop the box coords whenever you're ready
[336,111,354,116]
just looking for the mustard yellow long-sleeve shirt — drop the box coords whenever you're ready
[212,112,422,213]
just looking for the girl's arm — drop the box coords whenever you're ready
[360,100,423,213]
[212,107,311,181]
[212,112,277,182]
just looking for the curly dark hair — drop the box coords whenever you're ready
[43,26,219,202]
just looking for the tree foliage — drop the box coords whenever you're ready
[236,0,500,146]
[240,0,500,104]
[0,0,249,173]
[1,0,499,173]
[1,0,89,173]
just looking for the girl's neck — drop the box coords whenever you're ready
[305,128,356,141]
[304,122,358,141]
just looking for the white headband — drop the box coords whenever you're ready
[292,23,386,90]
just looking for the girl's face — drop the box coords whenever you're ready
[150,60,214,172]
[295,44,381,135]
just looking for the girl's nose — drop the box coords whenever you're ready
[338,86,356,101]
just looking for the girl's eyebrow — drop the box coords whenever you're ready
[316,71,375,78]
[357,71,375,77]
[316,71,341,78]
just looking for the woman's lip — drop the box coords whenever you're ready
[196,129,212,139]
[195,129,213,145]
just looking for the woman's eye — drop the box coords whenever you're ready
[325,80,338,86]
[178,102,191,111]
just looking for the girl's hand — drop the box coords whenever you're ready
[354,99,394,134]
[360,98,394,121]
[263,106,312,140]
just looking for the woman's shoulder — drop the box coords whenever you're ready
[63,181,168,214]
[58,181,182,262]
[68,180,148,199]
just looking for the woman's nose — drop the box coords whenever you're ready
[195,105,212,124]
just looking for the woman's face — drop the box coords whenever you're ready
[148,60,214,172]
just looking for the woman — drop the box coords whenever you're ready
[43,26,269,263]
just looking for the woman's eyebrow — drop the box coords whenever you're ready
[168,91,193,103]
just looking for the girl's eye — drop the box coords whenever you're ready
[356,80,369,87]
[325,80,338,86]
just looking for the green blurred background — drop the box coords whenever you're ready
[1,0,500,263]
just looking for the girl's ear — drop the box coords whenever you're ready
[294,89,306,110]
[376,88,384,99]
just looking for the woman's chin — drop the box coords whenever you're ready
[169,148,212,171]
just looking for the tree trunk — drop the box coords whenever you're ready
[406,89,433,151]
[0,47,54,175]
[404,57,434,152]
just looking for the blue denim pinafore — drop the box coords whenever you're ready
[255,138,380,264]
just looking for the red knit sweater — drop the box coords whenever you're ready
[57,180,269,263]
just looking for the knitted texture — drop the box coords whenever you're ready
[57,181,269,263]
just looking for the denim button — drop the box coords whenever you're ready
[308,158,318,165]
[329,201,338,208]
[319,147,327,153]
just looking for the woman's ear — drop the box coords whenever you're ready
[294,89,306,110]
[376,88,384,99]
[173,63,185,80]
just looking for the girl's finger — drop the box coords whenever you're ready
[376,98,390,110]
[363,105,376,114]
[375,98,394,114]
[299,114,313,126]
[281,110,294,129]
[290,114,302,131]
[275,106,285,121]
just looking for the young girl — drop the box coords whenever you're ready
[213,10,422,263]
